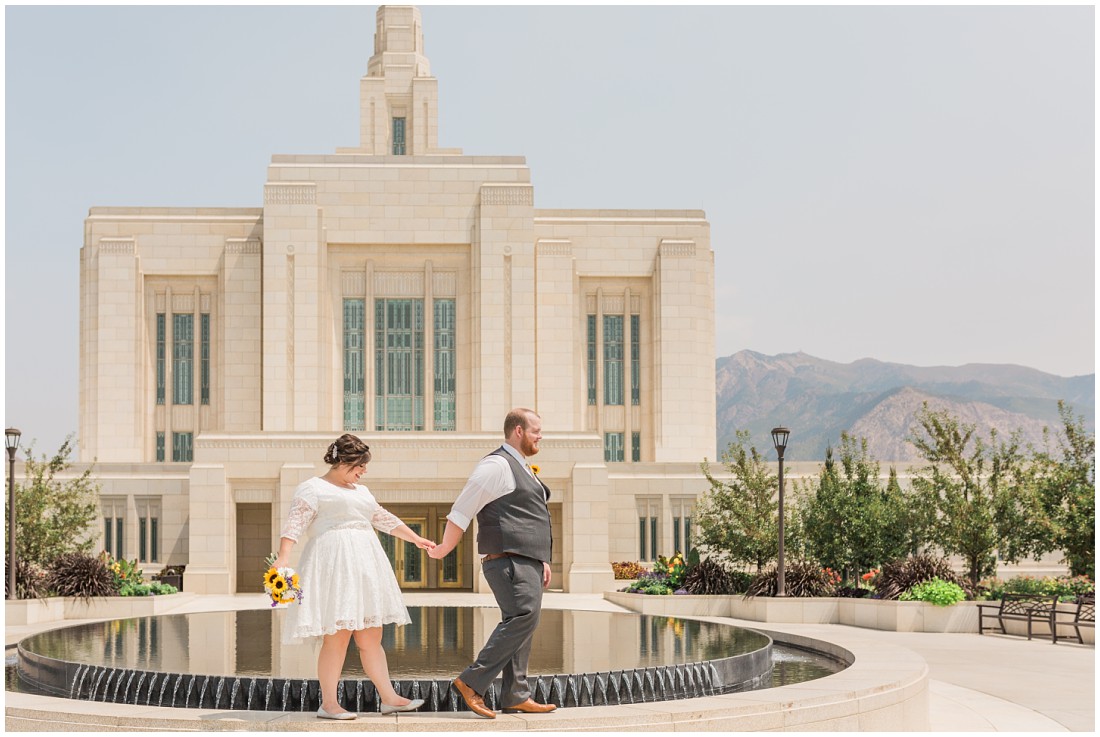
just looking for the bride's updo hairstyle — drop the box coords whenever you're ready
[324,434,372,467]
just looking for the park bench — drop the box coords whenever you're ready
[976,593,1060,639]
[1050,593,1095,645]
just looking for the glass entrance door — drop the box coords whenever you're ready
[381,517,428,588]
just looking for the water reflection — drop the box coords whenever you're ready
[20,607,773,680]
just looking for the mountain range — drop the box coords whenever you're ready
[716,351,1095,462]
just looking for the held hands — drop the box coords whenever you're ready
[414,536,437,552]
[427,543,450,560]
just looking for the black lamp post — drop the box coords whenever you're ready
[6,427,21,600]
[771,426,790,598]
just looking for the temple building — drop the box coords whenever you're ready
[79,5,716,594]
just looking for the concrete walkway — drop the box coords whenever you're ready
[5,591,1094,731]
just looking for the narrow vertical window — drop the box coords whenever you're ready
[604,432,624,463]
[139,517,148,563]
[172,432,193,462]
[433,299,456,431]
[115,517,124,559]
[604,315,623,405]
[586,315,597,405]
[392,117,406,155]
[156,432,165,462]
[151,517,159,563]
[631,431,641,463]
[156,313,166,405]
[673,516,681,555]
[104,517,113,558]
[637,499,660,562]
[375,299,424,431]
[630,313,640,405]
[343,299,366,431]
[172,313,193,405]
[200,313,210,405]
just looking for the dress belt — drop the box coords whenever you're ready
[482,552,519,562]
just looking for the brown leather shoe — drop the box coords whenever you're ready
[502,698,557,714]
[452,677,495,719]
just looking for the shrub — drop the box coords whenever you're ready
[745,560,840,598]
[622,569,674,595]
[654,551,691,589]
[683,558,736,595]
[729,571,755,594]
[118,580,178,596]
[612,561,646,580]
[982,574,1095,602]
[5,559,50,600]
[105,554,146,589]
[874,555,966,601]
[899,578,966,606]
[46,553,118,600]
[836,586,871,599]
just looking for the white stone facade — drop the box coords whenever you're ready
[79,5,716,594]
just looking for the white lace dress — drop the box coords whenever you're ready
[279,477,412,643]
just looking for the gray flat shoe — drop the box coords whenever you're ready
[316,706,357,720]
[380,698,425,714]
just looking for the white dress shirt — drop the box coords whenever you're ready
[446,444,533,532]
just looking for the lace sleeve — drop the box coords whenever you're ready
[280,497,318,542]
[371,505,404,535]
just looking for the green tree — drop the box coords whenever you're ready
[1032,401,1095,578]
[5,437,101,567]
[698,430,801,572]
[801,433,914,583]
[908,405,1033,588]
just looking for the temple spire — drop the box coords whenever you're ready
[342,5,459,155]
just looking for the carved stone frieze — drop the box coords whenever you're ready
[99,238,135,255]
[481,185,534,207]
[225,238,262,255]
[264,183,317,205]
[659,239,696,257]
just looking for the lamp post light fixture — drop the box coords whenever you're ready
[771,426,790,598]
[6,427,21,600]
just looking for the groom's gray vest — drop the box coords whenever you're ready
[476,447,553,563]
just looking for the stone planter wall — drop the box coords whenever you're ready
[6,593,194,626]
[604,591,1091,638]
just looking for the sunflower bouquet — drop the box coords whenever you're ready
[262,555,303,607]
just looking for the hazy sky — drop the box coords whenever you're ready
[4,5,1094,456]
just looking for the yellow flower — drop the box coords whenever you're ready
[272,576,287,592]
[290,574,300,588]
[530,464,540,475]
[264,568,280,586]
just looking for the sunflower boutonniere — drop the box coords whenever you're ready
[529,464,540,476]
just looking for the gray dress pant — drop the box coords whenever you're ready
[458,555,544,708]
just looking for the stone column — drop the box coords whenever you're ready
[262,182,321,432]
[653,239,716,461]
[83,238,143,462]
[221,239,263,431]
[473,184,535,430]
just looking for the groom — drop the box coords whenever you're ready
[428,408,557,718]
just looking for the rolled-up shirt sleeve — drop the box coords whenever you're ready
[447,455,514,530]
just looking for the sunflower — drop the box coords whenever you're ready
[272,576,287,593]
[264,568,280,586]
[290,573,300,588]
[530,464,540,475]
